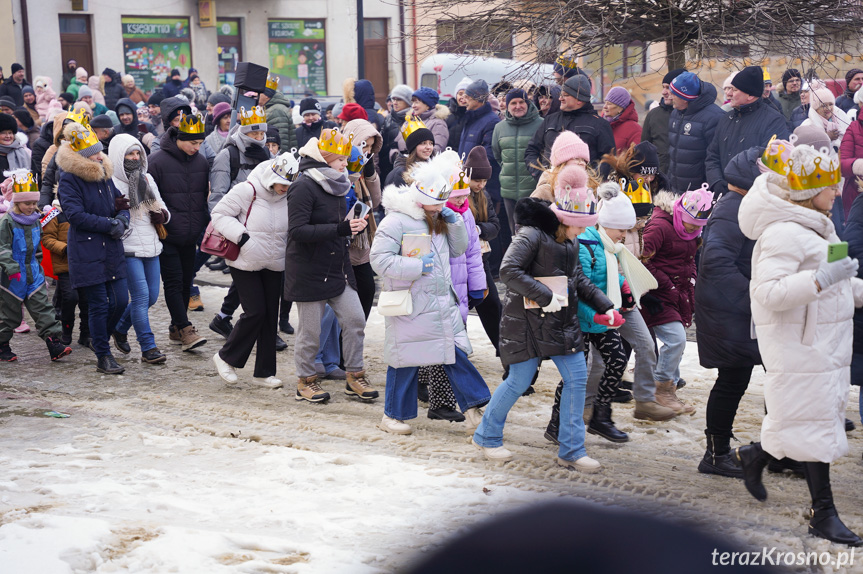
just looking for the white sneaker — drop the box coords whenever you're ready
[379,415,412,435]
[464,407,484,431]
[213,352,238,384]
[251,376,283,389]
[472,439,513,461]
[557,456,602,473]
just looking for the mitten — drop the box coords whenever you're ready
[440,206,458,223]
[621,280,635,309]
[363,159,376,178]
[593,309,626,328]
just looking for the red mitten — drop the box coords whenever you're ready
[621,280,635,309]
[593,309,626,328]
[9,272,21,281]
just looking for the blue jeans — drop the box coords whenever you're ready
[385,347,490,420]
[80,278,129,358]
[315,304,341,374]
[474,354,588,461]
[652,321,686,383]
[116,256,160,352]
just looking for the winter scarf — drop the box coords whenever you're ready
[123,157,159,216]
[598,226,657,308]
[0,140,30,169]
[304,166,352,197]
[672,198,702,240]
[233,131,271,165]
[446,198,471,214]
[9,210,42,226]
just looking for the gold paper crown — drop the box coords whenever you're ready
[346,141,370,172]
[761,135,791,175]
[555,52,579,70]
[68,125,100,153]
[557,186,596,215]
[787,156,841,191]
[318,129,353,157]
[12,171,38,193]
[620,177,651,205]
[67,107,90,126]
[239,106,266,126]
[400,113,428,142]
[453,170,470,191]
[179,112,205,135]
[266,74,280,91]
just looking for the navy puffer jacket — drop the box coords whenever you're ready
[458,102,502,201]
[667,82,723,194]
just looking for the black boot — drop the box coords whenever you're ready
[544,380,563,445]
[521,364,540,396]
[46,337,72,361]
[60,323,73,346]
[767,457,805,477]
[698,433,743,478]
[610,388,633,403]
[733,442,770,501]
[588,402,629,443]
[209,314,233,339]
[275,334,287,352]
[428,406,465,422]
[141,347,167,364]
[846,418,856,432]
[96,354,125,375]
[0,342,17,362]
[112,332,131,354]
[803,462,863,546]
[417,382,429,404]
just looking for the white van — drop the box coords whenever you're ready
[419,53,555,102]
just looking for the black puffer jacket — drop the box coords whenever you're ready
[498,198,613,366]
[446,101,466,150]
[667,82,723,195]
[295,119,337,148]
[31,121,54,181]
[284,156,357,302]
[147,127,209,245]
[102,70,127,111]
[640,100,673,173]
[379,106,409,182]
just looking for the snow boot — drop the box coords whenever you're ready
[179,325,206,352]
[698,433,743,478]
[588,402,629,443]
[803,462,863,546]
[209,314,233,339]
[345,370,379,400]
[96,354,125,375]
[428,406,465,422]
[733,442,770,501]
[46,337,72,361]
[544,380,563,444]
[767,457,805,477]
[655,380,695,415]
[633,400,677,421]
[296,375,330,403]
[0,342,16,362]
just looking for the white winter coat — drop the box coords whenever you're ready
[210,160,288,272]
[108,134,169,258]
[739,173,863,463]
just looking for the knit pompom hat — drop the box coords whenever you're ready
[550,165,598,227]
[811,87,836,107]
[786,145,840,201]
[597,181,636,230]
[550,131,589,167]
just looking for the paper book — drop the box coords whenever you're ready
[402,234,431,258]
[524,276,569,309]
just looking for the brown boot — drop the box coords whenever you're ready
[297,375,330,403]
[634,400,678,421]
[655,381,696,415]
[169,325,182,344]
[179,325,207,351]
[345,370,379,400]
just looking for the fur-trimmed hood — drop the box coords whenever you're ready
[514,197,559,237]
[652,190,678,216]
[382,184,424,220]
[55,142,113,182]
[423,104,450,122]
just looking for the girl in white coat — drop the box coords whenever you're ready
[736,144,863,546]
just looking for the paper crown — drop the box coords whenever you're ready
[179,112,205,135]
[266,74,280,91]
[620,177,651,205]
[787,155,841,191]
[271,151,299,181]
[556,186,596,216]
[452,170,470,191]
[761,135,792,175]
[318,129,353,157]
[68,125,100,153]
[555,52,579,70]
[12,171,37,193]
[400,113,428,143]
[347,141,371,173]
[413,173,451,202]
[239,106,266,126]
[67,107,90,126]
[681,183,715,220]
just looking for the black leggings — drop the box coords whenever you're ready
[705,365,754,443]
[352,262,376,320]
[585,330,627,406]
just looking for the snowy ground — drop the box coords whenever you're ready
[1,269,863,573]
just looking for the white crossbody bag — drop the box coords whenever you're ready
[377,282,415,316]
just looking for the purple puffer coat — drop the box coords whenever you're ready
[449,207,487,323]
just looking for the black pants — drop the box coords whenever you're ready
[474,261,501,353]
[218,268,281,378]
[222,273,293,321]
[353,262,376,320]
[705,365,754,447]
[585,330,627,405]
[57,272,89,337]
[159,242,196,329]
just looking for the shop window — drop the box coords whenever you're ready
[121,17,191,93]
[268,19,327,97]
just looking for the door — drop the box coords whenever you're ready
[363,19,389,106]
[59,15,93,80]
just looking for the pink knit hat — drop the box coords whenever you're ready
[550,131,590,167]
[811,87,836,107]
[550,165,598,227]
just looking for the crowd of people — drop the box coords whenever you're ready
[2,54,863,547]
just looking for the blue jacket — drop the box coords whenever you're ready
[789,104,809,129]
[55,144,128,289]
[0,214,45,300]
[667,82,723,194]
[353,79,384,132]
[576,226,623,333]
[457,102,502,201]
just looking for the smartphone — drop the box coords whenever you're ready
[828,241,849,262]
[138,124,148,134]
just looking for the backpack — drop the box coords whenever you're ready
[226,143,260,184]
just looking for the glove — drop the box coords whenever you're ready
[815,257,859,290]
[363,159,376,178]
[440,206,458,224]
[468,289,485,308]
[621,280,635,310]
[593,309,626,328]
[115,196,130,211]
[640,293,664,315]
[713,181,729,198]
[238,233,251,248]
[141,132,156,148]
[541,293,567,313]
[8,272,20,281]
[108,218,125,239]
[149,209,168,225]
[854,158,863,177]
[421,252,434,275]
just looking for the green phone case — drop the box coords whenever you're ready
[828,242,849,263]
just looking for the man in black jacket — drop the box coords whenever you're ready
[641,68,685,173]
[101,68,126,111]
[523,74,615,180]
[0,63,31,108]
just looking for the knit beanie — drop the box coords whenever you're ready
[605,87,631,108]
[662,68,686,85]
[90,114,113,129]
[75,67,88,81]
[846,69,863,87]
[406,126,434,154]
[22,86,34,96]
[0,113,17,134]
[115,101,135,116]
[390,84,413,105]
[207,92,230,106]
[793,124,831,153]
[725,147,763,191]
[562,75,592,103]
[455,77,473,95]
[338,103,368,122]
[13,108,33,129]
[504,88,528,107]
[550,165,597,227]
[211,102,232,125]
[102,68,116,79]
[550,131,590,167]
[464,145,492,180]
[465,79,489,102]
[633,141,660,175]
[811,87,836,107]
[11,63,23,75]
[786,145,839,201]
[670,72,701,101]
[239,119,267,135]
[77,85,93,100]
[597,182,636,230]
[413,87,439,109]
[0,97,15,111]
[148,91,165,107]
[781,69,802,90]
[299,97,321,116]
[731,67,764,98]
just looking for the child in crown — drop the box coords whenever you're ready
[0,169,71,362]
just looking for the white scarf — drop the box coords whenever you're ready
[598,227,658,308]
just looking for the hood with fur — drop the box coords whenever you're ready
[514,197,559,237]
[652,190,678,216]
[52,112,69,146]
[382,184,424,220]
[55,142,113,182]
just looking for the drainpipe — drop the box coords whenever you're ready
[398,0,407,85]
[411,0,418,87]
[20,0,32,76]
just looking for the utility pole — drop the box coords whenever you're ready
[357,0,365,78]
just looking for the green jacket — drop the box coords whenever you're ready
[265,91,298,153]
[67,79,85,100]
[492,102,543,200]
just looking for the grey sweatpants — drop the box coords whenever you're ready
[294,286,365,377]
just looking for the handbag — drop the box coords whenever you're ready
[200,184,256,261]
[377,283,414,316]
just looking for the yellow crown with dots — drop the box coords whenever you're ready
[787,156,841,191]
[761,134,792,175]
[68,125,100,153]
[239,106,266,126]
[400,113,428,142]
[556,52,579,70]
[266,74,280,91]
[67,107,90,126]
[13,171,38,193]
[620,177,652,205]
[318,129,353,157]
[179,112,205,135]
[453,170,470,191]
